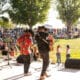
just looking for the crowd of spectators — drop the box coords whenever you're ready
[0,28,24,58]
[0,27,80,58]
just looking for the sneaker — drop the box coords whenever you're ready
[39,76,45,80]
[44,73,51,77]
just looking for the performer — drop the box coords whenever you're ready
[17,29,33,76]
[35,26,53,80]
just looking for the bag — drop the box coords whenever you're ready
[2,50,8,55]
[16,55,24,64]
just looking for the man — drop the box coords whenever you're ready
[35,26,51,80]
[17,29,33,76]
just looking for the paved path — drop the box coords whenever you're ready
[0,59,80,80]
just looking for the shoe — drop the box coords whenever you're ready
[39,76,45,80]
[44,73,51,77]
[24,72,32,76]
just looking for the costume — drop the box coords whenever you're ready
[35,31,50,77]
[17,33,32,74]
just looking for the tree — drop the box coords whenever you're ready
[0,17,13,29]
[9,0,51,29]
[56,0,80,38]
[0,0,12,29]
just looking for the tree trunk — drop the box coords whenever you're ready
[28,23,32,30]
[66,22,72,39]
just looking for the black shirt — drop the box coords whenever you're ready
[35,32,50,52]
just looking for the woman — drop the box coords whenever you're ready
[17,29,33,76]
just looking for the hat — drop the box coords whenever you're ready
[37,26,46,31]
[29,29,34,35]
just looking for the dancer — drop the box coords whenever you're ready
[35,26,52,80]
[17,29,33,76]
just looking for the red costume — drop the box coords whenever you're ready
[17,33,32,55]
[17,29,33,75]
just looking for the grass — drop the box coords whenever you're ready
[49,38,80,63]
[0,38,80,64]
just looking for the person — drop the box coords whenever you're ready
[17,29,33,76]
[47,34,54,51]
[9,47,15,58]
[1,42,9,60]
[35,26,52,80]
[56,45,61,66]
[66,45,70,59]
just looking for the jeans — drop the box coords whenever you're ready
[39,50,49,76]
[22,54,30,74]
[56,53,61,65]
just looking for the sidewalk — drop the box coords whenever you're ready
[0,59,80,80]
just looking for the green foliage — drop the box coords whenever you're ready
[9,0,51,28]
[0,18,13,29]
[57,0,80,26]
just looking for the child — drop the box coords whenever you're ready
[66,45,70,59]
[56,45,61,66]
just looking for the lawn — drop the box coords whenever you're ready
[49,38,80,63]
[0,38,80,64]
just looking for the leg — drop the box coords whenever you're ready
[23,55,30,74]
[56,53,61,66]
[40,52,49,76]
